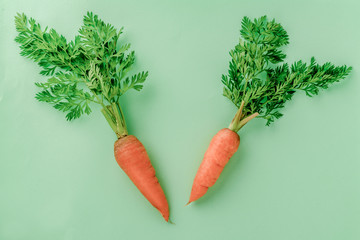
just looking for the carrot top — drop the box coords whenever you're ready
[15,12,148,138]
[222,16,352,131]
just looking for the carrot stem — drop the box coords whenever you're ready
[101,102,128,139]
[117,103,127,134]
[238,112,259,130]
[101,108,118,135]
[228,101,259,132]
[229,100,245,131]
[111,103,122,133]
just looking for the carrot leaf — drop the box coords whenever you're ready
[15,12,148,137]
[223,16,352,127]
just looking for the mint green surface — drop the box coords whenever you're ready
[1,0,360,239]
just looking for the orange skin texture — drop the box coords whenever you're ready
[114,135,169,222]
[189,128,240,203]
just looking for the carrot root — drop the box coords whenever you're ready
[114,135,169,221]
[188,128,240,203]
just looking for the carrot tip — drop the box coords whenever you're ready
[185,201,192,207]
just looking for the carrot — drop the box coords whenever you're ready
[188,128,240,203]
[114,135,169,221]
[188,16,351,204]
[189,103,258,203]
[15,12,170,221]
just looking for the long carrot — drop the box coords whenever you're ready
[114,135,169,221]
[15,12,170,221]
[188,16,351,204]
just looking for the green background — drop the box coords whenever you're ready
[1,0,359,239]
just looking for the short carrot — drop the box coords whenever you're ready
[188,16,352,204]
[189,128,240,203]
[15,12,169,221]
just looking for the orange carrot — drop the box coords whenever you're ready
[188,101,258,204]
[188,16,352,205]
[15,13,170,220]
[114,135,169,221]
[188,16,351,205]
[188,128,240,203]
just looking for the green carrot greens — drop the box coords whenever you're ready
[15,12,148,138]
[222,16,352,131]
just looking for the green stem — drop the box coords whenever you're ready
[101,102,128,139]
[91,90,107,109]
[228,103,259,132]
[242,76,250,98]
[229,100,245,131]
[101,108,118,134]
[117,103,127,132]
[237,112,259,130]
[112,102,128,136]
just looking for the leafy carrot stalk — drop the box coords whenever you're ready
[188,16,352,204]
[14,12,169,221]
